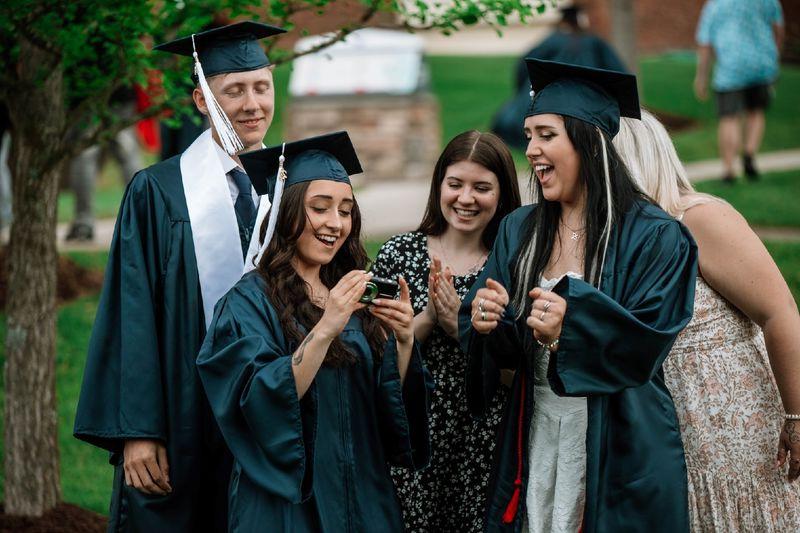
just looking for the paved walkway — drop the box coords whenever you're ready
[46,148,800,252]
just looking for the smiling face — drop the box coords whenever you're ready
[524,113,583,204]
[439,159,500,236]
[194,67,275,152]
[294,180,354,272]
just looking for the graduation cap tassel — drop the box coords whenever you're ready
[502,373,526,524]
[255,143,287,265]
[596,127,613,291]
[192,35,245,156]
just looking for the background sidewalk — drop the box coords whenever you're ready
[53,148,800,250]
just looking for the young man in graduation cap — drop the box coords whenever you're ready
[73,21,285,532]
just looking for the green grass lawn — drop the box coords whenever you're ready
[694,168,800,228]
[765,241,800,302]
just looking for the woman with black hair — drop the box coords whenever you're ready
[372,130,521,532]
[460,60,698,533]
[197,132,433,532]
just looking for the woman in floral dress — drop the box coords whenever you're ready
[615,110,800,531]
[372,131,521,532]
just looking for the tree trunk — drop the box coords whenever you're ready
[3,36,65,517]
[609,0,638,76]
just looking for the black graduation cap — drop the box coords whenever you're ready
[154,21,286,77]
[239,131,363,197]
[525,59,640,137]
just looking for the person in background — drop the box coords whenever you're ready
[492,3,627,150]
[615,109,800,531]
[73,22,285,531]
[198,131,432,532]
[462,60,697,532]
[65,87,144,242]
[694,0,784,183]
[372,130,521,532]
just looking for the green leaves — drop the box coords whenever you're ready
[0,0,552,150]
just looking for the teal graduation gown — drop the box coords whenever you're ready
[73,157,231,532]
[459,201,697,533]
[197,272,433,533]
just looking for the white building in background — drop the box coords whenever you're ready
[290,29,427,97]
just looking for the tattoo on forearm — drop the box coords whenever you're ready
[293,333,314,366]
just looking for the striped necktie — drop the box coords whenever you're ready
[229,167,256,258]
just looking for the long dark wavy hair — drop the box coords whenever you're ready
[256,181,386,366]
[417,130,522,250]
[511,116,649,316]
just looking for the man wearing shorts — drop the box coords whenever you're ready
[694,0,784,183]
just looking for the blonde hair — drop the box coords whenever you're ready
[614,109,719,218]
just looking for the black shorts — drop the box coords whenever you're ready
[715,84,773,117]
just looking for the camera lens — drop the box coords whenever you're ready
[360,281,379,303]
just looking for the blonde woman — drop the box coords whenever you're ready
[615,109,800,531]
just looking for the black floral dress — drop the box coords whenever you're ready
[372,231,510,533]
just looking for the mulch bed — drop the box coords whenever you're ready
[0,503,107,533]
[0,248,104,309]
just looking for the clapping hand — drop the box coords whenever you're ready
[429,257,461,338]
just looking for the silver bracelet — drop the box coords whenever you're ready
[785,413,800,420]
[536,337,560,352]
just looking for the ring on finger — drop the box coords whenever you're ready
[478,298,485,313]
[543,300,551,312]
[481,311,487,321]
[540,311,547,321]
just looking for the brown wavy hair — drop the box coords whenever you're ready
[256,181,386,366]
[417,130,522,249]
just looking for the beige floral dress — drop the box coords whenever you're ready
[664,276,800,532]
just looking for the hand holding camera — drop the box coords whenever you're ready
[369,276,414,346]
[318,270,371,340]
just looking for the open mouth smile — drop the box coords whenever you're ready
[315,234,338,247]
[534,164,554,182]
[453,207,479,219]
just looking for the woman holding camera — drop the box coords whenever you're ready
[197,132,433,532]
[372,130,521,532]
[461,60,698,533]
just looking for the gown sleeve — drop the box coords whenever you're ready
[458,211,527,419]
[196,282,317,504]
[73,172,168,453]
[374,336,434,471]
[548,221,698,396]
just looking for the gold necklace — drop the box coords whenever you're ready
[435,236,487,276]
[560,219,586,241]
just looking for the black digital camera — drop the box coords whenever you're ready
[359,276,399,304]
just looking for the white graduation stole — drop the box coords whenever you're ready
[180,129,271,327]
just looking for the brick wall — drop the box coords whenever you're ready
[286,94,441,184]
